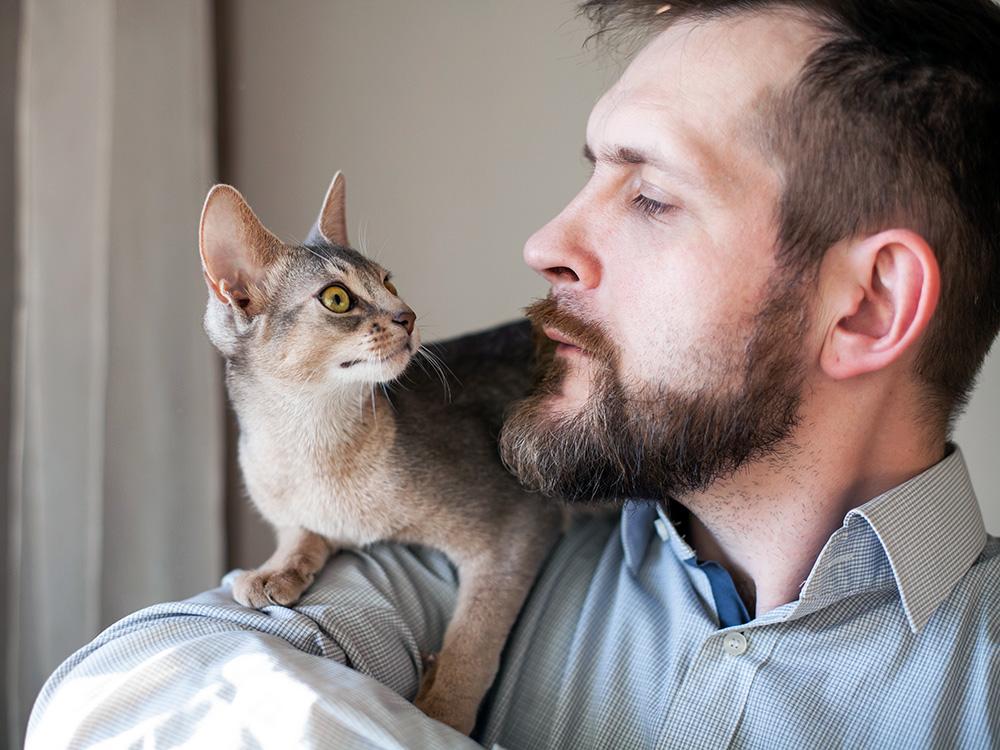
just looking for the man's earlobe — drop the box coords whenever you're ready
[820,230,940,380]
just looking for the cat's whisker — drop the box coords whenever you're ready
[303,245,329,264]
[418,350,451,394]
[415,346,454,403]
[413,350,443,391]
[380,382,397,413]
[412,355,431,379]
[389,370,413,392]
[421,345,459,385]
[411,355,444,397]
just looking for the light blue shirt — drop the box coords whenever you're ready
[28,447,998,748]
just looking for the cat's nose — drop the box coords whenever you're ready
[392,310,416,335]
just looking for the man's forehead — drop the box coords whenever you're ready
[586,12,820,187]
[622,11,820,107]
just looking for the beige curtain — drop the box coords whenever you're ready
[7,1,224,745]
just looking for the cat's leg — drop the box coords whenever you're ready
[232,526,331,608]
[413,523,557,734]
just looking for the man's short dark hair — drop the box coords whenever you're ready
[579,0,1000,430]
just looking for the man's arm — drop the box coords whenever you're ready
[27,544,482,749]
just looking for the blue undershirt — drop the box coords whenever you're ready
[658,503,752,628]
[689,557,751,628]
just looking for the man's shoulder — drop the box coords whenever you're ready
[962,533,1000,610]
[929,533,1000,642]
[961,533,999,597]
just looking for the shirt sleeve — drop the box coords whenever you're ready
[26,543,484,749]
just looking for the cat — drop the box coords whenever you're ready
[197,172,563,735]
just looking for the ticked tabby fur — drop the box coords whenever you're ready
[198,173,562,734]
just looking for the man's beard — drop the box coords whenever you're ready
[498,273,811,506]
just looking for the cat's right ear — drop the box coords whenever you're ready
[305,171,349,247]
[199,185,282,315]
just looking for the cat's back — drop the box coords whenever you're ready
[394,320,535,433]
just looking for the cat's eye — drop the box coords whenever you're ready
[320,285,353,313]
[384,279,398,296]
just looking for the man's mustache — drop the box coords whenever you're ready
[523,295,617,363]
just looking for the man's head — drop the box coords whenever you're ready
[499,0,1000,504]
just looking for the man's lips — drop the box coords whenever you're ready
[543,326,587,355]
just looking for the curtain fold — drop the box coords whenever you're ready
[8,2,224,745]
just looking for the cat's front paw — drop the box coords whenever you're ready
[232,567,313,608]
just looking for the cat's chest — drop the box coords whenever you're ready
[238,419,404,545]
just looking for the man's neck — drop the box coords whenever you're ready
[674,391,946,618]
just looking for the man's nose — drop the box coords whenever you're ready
[523,203,601,292]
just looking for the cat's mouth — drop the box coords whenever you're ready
[374,342,413,364]
[339,342,412,370]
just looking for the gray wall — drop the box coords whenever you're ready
[217,1,999,566]
[959,353,1000,534]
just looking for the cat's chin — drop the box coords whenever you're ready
[337,347,414,385]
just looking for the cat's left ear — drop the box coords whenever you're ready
[306,171,349,247]
[199,184,282,315]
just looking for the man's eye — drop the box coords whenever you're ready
[631,193,673,217]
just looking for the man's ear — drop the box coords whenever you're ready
[305,171,348,247]
[199,184,282,315]
[819,229,940,380]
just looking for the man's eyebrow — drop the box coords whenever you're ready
[583,143,649,167]
[582,143,703,189]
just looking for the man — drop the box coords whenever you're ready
[28,1,998,748]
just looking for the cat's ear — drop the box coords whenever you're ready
[306,171,349,247]
[199,184,282,315]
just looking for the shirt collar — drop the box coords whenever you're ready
[621,500,658,574]
[620,446,988,634]
[807,445,987,633]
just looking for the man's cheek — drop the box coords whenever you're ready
[618,320,674,381]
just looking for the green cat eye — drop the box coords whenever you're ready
[320,285,352,313]
[384,279,398,296]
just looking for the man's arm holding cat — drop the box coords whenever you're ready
[27,545,481,749]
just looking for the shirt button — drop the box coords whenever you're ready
[723,631,749,656]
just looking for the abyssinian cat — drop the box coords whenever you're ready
[198,172,562,734]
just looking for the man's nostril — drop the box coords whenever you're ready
[545,266,580,284]
[554,266,580,282]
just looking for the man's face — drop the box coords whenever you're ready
[500,14,823,503]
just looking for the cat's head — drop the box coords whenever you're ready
[198,172,419,387]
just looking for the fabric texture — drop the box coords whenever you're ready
[27,448,998,749]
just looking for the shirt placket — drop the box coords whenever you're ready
[655,624,780,750]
